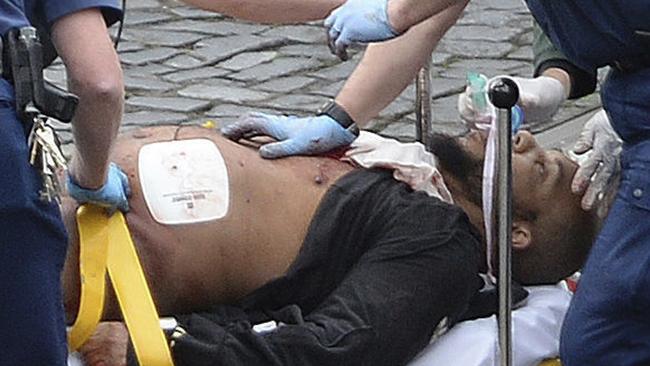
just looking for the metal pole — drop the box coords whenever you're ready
[488,78,519,366]
[415,57,432,145]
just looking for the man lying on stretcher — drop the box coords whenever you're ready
[61,125,600,366]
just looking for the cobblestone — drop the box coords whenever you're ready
[49,0,600,152]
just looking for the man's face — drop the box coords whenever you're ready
[457,129,584,221]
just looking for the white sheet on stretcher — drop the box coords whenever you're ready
[408,283,571,366]
[68,284,570,366]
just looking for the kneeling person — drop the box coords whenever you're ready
[62,126,599,366]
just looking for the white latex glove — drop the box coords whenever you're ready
[569,109,622,214]
[458,75,567,127]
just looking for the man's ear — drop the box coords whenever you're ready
[512,221,533,251]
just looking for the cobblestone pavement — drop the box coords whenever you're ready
[45,0,602,155]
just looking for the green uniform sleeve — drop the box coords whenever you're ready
[532,22,597,99]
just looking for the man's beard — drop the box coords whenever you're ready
[427,133,483,207]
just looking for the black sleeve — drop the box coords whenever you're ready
[170,211,481,366]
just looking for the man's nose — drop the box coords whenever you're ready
[512,130,539,154]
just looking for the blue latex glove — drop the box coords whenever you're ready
[221,112,357,159]
[67,162,131,212]
[324,0,398,60]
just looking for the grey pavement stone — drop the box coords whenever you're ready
[430,78,466,98]
[124,0,160,9]
[457,9,517,27]
[378,121,416,141]
[476,0,529,11]
[446,25,523,43]
[261,94,324,113]
[261,25,327,44]
[161,66,231,83]
[169,6,223,19]
[122,29,206,47]
[438,39,513,58]
[309,59,360,81]
[116,41,146,53]
[153,19,234,35]
[164,54,205,69]
[506,46,533,61]
[121,47,182,66]
[123,111,188,126]
[124,75,176,93]
[440,58,527,79]
[205,104,279,118]
[205,21,270,35]
[219,51,278,71]
[305,79,345,98]
[278,44,340,61]
[431,52,453,66]
[126,64,176,76]
[378,98,415,118]
[124,10,173,26]
[252,76,317,93]
[126,96,210,113]
[229,57,321,82]
[430,95,465,125]
[179,84,272,103]
[191,35,285,63]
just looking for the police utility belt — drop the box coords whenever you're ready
[1,27,79,203]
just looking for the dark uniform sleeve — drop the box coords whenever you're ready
[532,20,597,99]
[27,0,123,66]
[169,202,482,366]
[0,1,30,36]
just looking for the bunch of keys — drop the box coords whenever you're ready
[28,115,68,203]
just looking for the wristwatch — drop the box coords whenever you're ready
[317,100,359,135]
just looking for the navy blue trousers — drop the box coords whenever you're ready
[561,137,650,365]
[0,79,68,365]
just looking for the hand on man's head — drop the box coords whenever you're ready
[569,109,622,216]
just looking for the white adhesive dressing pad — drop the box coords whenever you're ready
[139,139,229,225]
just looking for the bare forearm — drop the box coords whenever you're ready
[181,0,343,23]
[336,0,468,127]
[388,0,465,33]
[51,9,124,188]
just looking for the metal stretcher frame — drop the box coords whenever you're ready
[414,60,517,366]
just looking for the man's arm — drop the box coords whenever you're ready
[222,1,467,158]
[181,0,343,23]
[50,8,128,207]
[336,1,467,127]
[387,0,467,34]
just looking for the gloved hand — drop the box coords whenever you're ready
[458,75,567,127]
[324,0,398,61]
[67,162,131,212]
[570,109,622,212]
[221,112,357,158]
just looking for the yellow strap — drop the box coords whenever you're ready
[68,205,174,365]
[106,210,175,366]
[539,359,562,366]
[68,205,109,350]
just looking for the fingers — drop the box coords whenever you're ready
[572,114,599,154]
[334,35,350,61]
[571,151,601,194]
[325,10,349,61]
[259,139,303,159]
[221,112,282,141]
